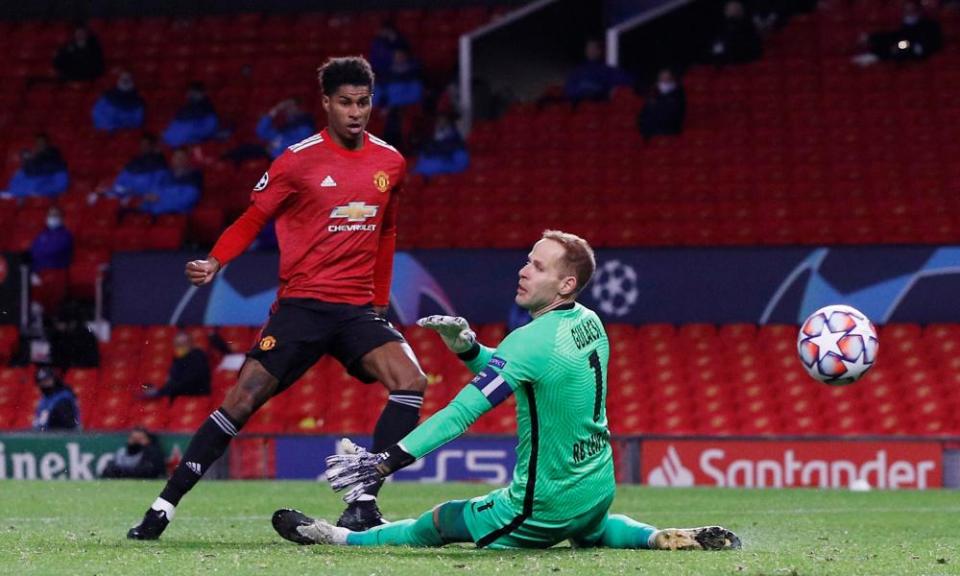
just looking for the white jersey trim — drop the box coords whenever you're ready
[367,133,399,154]
[289,133,323,153]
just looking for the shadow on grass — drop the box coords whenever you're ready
[306,545,587,558]
[115,540,587,557]
[100,540,289,550]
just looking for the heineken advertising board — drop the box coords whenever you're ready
[0,433,190,480]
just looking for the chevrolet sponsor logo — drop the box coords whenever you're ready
[330,202,378,222]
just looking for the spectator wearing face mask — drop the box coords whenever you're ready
[28,205,73,314]
[141,331,211,401]
[853,0,943,66]
[637,69,687,140]
[28,206,73,315]
[162,82,220,147]
[92,70,145,132]
[100,427,167,479]
[30,206,73,272]
[32,366,80,431]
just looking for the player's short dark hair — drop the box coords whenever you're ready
[542,230,596,297]
[318,56,375,96]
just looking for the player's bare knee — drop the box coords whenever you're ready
[382,368,427,393]
[221,388,257,423]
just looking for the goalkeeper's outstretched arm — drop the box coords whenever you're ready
[416,315,494,374]
[327,363,515,501]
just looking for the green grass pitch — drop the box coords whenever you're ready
[1,481,958,576]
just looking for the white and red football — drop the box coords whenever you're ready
[797,304,879,386]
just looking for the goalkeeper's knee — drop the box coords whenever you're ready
[434,500,472,544]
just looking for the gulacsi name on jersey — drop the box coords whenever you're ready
[329,202,379,233]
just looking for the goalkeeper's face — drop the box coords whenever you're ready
[516,239,577,313]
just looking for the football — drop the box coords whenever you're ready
[797,304,879,386]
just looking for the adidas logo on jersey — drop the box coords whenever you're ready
[186,461,203,475]
[321,175,337,187]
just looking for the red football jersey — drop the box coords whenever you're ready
[249,128,405,306]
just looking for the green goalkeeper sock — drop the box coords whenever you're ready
[599,514,657,549]
[346,509,443,547]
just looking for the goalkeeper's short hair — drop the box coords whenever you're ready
[541,230,596,296]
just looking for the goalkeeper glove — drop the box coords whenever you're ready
[416,315,477,353]
[325,439,415,503]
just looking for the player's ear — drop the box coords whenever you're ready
[559,275,578,298]
[321,94,330,112]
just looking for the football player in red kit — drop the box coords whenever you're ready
[129,56,428,539]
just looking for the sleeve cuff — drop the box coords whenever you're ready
[457,343,481,362]
[377,444,416,475]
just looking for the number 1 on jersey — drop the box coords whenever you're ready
[588,350,603,422]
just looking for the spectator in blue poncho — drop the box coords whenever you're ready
[256,98,316,158]
[369,21,410,76]
[111,134,168,201]
[92,70,145,132]
[4,134,69,200]
[564,39,632,103]
[162,82,219,147]
[375,48,424,108]
[30,206,74,272]
[413,115,470,177]
[139,148,202,216]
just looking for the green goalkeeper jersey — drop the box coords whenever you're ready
[400,302,614,521]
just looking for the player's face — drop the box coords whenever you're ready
[323,85,372,145]
[516,239,574,313]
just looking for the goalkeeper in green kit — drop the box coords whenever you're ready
[272,230,741,551]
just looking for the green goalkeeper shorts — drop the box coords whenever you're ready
[463,487,614,549]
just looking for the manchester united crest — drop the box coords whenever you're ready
[373,170,390,193]
[259,336,277,351]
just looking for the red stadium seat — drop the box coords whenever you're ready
[88,398,134,430]
[739,414,781,435]
[147,224,185,250]
[126,398,170,430]
[0,326,19,364]
[143,325,177,347]
[217,326,257,353]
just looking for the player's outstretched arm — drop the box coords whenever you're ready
[416,315,476,353]
[196,205,270,284]
[185,257,221,286]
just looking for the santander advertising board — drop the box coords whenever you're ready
[642,441,941,489]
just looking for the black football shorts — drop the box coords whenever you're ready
[247,298,405,392]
